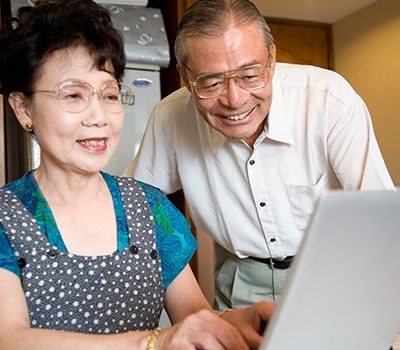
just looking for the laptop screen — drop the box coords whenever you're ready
[259,190,400,350]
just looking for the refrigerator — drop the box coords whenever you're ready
[7,0,170,177]
[101,2,170,175]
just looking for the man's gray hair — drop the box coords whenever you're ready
[174,0,275,68]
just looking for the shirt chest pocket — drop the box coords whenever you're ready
[286,173,328,231]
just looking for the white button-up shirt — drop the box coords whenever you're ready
[126,63,394,258]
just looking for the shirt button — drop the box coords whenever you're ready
[129,245,139,255]
[17,257,27,268]
[249,160,255,165]
[260,202,266,207]
[47,249,58,258]
[150,249,158,259]
[270,238,276,243]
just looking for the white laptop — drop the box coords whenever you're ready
[259,190,400,350]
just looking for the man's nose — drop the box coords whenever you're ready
[219,77,249,107]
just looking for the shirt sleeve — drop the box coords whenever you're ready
[0,223,20,277]
[124,102,182,195]
[139,181,197,288]
[0,174,34,278]
[327,90,394,190]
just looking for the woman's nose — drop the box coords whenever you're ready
[81,94,109,127]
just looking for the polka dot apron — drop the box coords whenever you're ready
[0,177,164,333]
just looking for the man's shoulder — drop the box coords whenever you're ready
[274,62,356,99]
[154,87,193,114]
[275,62,346,83]
[149,87,198,134]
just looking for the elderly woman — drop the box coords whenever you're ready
[0,0,273,349]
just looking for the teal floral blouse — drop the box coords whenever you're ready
[0,171,197,288]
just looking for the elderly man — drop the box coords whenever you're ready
[125,0,394,309]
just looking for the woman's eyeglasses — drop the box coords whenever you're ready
[29,79,135,113]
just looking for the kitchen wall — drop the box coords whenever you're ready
[333,0,400,186]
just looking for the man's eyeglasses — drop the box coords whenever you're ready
[187,63,271,99]
[29,79,135,113]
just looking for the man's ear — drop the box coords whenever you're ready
[176,64,192,92]
[269,44,277,72]
[8,92,33,131]
[270,43,276,61]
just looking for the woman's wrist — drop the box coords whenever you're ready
[145,326,163,350]
[216,308,233,319]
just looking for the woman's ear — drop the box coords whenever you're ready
[8,92,34,132]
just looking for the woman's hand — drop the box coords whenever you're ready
[156,309,250,350]
[163,265,275,349]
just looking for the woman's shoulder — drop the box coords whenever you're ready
[0,171,37,208]
[102,173,167,210]
[102,173,163,198]
[137,181,165,201]
[1,171,33,192]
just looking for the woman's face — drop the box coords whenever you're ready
[16,46,125,175]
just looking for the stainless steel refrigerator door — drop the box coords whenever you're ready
[104,68,161,176]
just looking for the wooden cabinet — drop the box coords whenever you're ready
[267,18,332,69]
[0,0,11,186]
[0,96,4,186]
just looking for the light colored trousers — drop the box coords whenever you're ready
[213,244,291,310]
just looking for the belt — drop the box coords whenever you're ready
[248,256,294,269]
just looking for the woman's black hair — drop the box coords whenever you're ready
[0,0,126,95]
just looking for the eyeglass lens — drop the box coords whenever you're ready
[58,81,134,113]
[194,64,269,99]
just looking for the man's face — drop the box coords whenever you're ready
[182,22,276,147]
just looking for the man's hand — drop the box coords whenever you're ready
[220,300,276,349]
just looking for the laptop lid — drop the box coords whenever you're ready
[259,190,400,350]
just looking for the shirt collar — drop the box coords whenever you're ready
[265,81,295,145]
